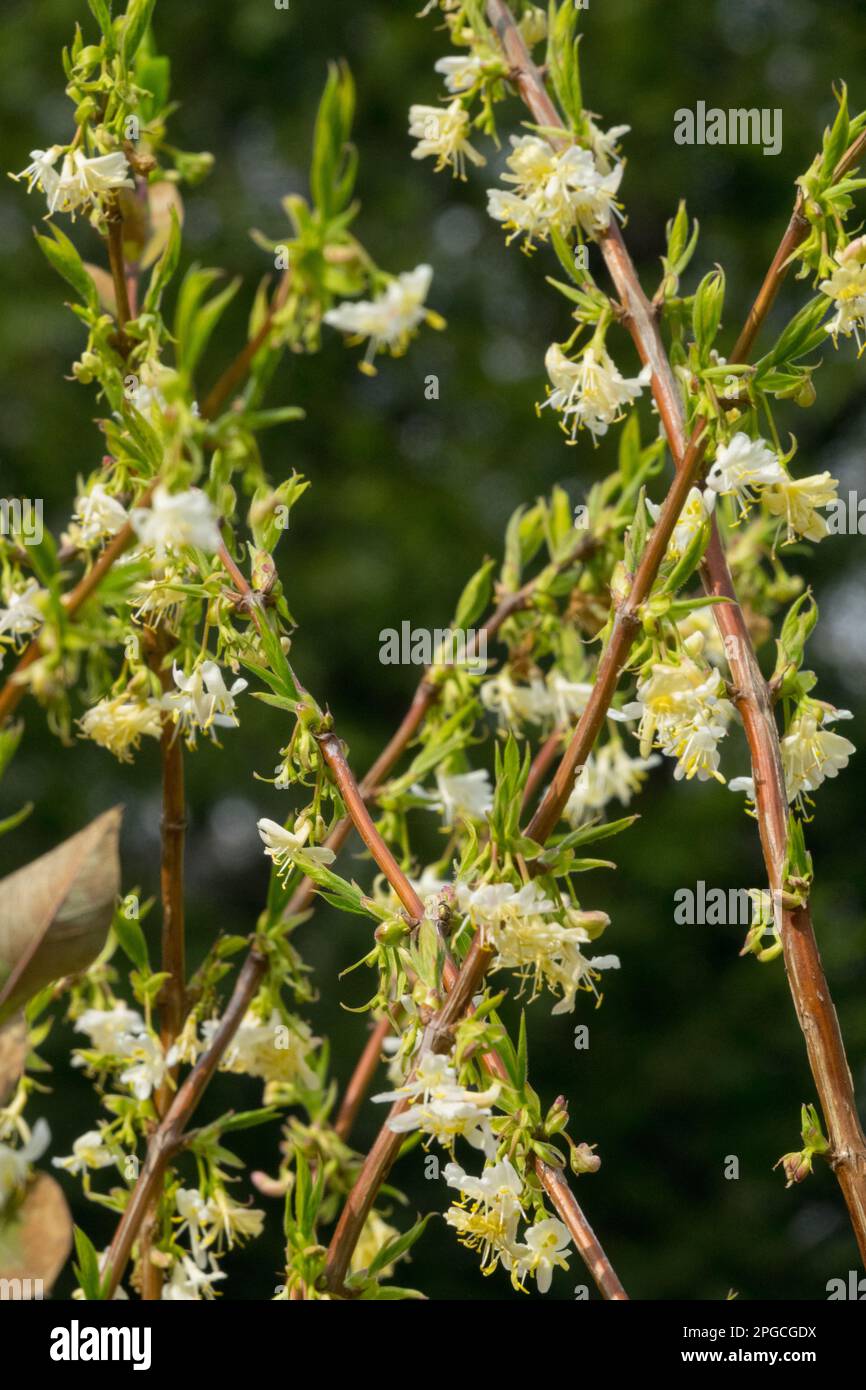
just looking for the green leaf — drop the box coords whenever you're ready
[757,296,829,371]
[182,275,242,379]
[452,558,494,631]
[692,268,725,363]
[121,0,156,69]
[143,207,181,313]
[112,903,149,972]
[310,62,357,222]
[821,82,849,179]
[72,1226,102,1300]
[87,0,114,43]
[366,1211,435,1279]
[34,225,98,311]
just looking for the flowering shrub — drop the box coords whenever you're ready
[1,0,865,1303]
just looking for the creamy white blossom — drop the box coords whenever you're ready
[0,1119,50,1211]
[160,661,248,745]
[542,343,651,441]
[435,768,494,823]
[623,642,736,782]
[161,1254,226,1301]
[434,54,485,93]
[324,265,436,371]
[79,695,163,763]
[0,581,44,641]
[409,100,485,178]
[13,147,133,217]
[705,432,788,516]
[373,1050,500,1155]
[257,816,336,879]
[780,704,855,802]
[67,484,129,548]
[509,1217,571,1294]
[204,1007,320,1089]
[763,471,838,543]
[647,485,715,560]
[130,485,222,560]
[565,742,660,825]
[820,236,866,349]
[487,135,623,247]
[52,1130,114,1176]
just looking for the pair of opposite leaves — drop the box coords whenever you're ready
[0,807,123,1294]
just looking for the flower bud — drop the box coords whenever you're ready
[569,1140,602,1176]
[544,1095,569,1136]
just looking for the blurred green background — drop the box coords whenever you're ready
[1,0,865,1301]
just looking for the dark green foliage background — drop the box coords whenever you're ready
[1,0,865,1300]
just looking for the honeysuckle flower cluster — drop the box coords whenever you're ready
[565,741,661,826]
[444,1158,572,1293]
[456,881,618,1014]
[13,146,134,222]
[780,702,856,805]
[820,235,866,348]
[623,636,737,783]
[73,1005,170,1101]
[542,342,652,442]
[130,486,223,561]
[488,135,624,247]
[374,1050,501,1155]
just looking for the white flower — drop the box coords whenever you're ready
[820,237,866,349]
[646,485,715,560]
[434,54,484,93]
[763,472,838,543]
[435,768,493,823]
[15,147,134,218]
[205,1007,320,1089]
[161,1254,226,1301]
[52,1130,115,1176]
[130,485,222,560]
[0,581,44,641]
[487,135,622,247]
[565,742,660,825]
[781,705,855,803]
[12,146,64,202]
[542,343,651,441]
[373,1050,500,1155]
[118,1031,168,1101]
[510,1217,571,1294]
[445,1157,524,1273]
[705,432,788,516]
[456,880,615,1015]
[68,484,129,547]
[0,1119,50,1212]
[623,647,736,782]
[480,672,553,729]
[79,695,163,763]
[586,117,631,173]
[257,817,336,880]
[160,661,248,745]
[74,1004,146,1054]
[409,100,486,177]
[324,265,436,371]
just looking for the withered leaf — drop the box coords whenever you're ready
[0,807,123,1025]
[0,1174,72,1294]
[0,1013,28,1106]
